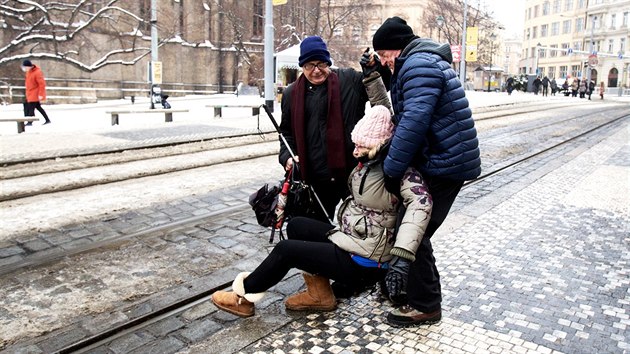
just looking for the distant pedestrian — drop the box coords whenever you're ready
[599,82,605,100]
[571,79,579,97]
[579,80,587,98]
[506,76,514,95]
[21,60,51,125]
[562,80,569,96]
[550,78,557,96]
[587,80,595,100]
[533,76,542,95]
[541,76,549,96]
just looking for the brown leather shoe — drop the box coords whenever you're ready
[211,290,254,318]
[285,273,336,311]
[387,305,441,327]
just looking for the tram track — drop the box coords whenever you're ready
[36,111,629,354]
[1,102,621,204]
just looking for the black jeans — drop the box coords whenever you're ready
[406,177,463,313]
[243,217,386,294]
[24,101,50,122]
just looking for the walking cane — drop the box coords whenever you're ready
[261,104,333,223]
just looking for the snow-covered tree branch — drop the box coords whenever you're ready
[0,0,168,72]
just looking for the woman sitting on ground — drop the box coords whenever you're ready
[211,105,432,317]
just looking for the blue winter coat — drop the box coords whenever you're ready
[384,38,481,181]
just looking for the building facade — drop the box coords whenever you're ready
[520,0,630,91]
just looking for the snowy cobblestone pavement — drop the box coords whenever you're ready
[1,92,628,353]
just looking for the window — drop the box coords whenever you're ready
[534,5,539,17]
[543,2,550,15]
[559,65,568,78]
[573,41,582,51]
[528,7,532,19]
[352,26,361,42]
[540,47,546,58]
[333,27,343,37]
[550,44,558,57]
[624,12,629,27]
[608,39,614,52]
[531,47,537,57]
[571,65,581,78]
[541,24,548,37]
[564,0,573,11]
[548,67,555,78]
[576,18,584,32]
[577,0,586,8]
[552,22,560,35]
[253,0,263,37]
[563,20,571,34]
[553,0,561,13]
[611,14,616,29]
[532,26,538,38]
[621,38,626,52]
[561,42,570,55]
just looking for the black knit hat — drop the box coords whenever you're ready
[372,17,416,51]
[22,59,33,67]
[298,36,332,67]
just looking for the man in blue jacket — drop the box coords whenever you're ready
[372,17,481,327]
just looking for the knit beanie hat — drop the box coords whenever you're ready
[372,16,416,51]
[22,59,33,67]
[298,36,332,67]
[351,105,394,149]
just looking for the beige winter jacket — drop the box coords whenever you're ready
[328,158,432,264]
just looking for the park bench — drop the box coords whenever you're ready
[0,117,39,133]
[205,103,263,118]
[105,108,189,125]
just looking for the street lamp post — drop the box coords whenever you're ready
[436,15,445,42]
[586,15,597,85]
[487,33,496,92]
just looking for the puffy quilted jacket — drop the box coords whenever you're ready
[384,38,481,181]
[328,158,432,263]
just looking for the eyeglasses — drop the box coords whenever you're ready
[303,62,329,71]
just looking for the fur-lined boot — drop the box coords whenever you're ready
[285,273,337,311]
[211,272,265,318]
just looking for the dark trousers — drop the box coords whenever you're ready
[542,86,548,96]
[24,101,50,122]
[244,217,386,294]
[309,178,348,222]
[406,177,463,313]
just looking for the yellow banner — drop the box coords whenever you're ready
[273,0,287,5]
[466,27,478,45]
[151,61,162,84]
[465,45,477,62]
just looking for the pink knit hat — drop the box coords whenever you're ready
[351,105,394,149]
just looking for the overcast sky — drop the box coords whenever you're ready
[482,0,526,38]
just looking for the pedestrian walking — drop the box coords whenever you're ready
[542,76,550,96]
[21,60,51,125]
[599,82,605,99]
[533,76,542,95]
[587,80,595,100]
[211,105,432,318]
[550,78,558,96]
[278,36,391,222]
[506,76,514,95]
[579,80,587,98]
[571,79,579,97]
[371,16,481,327]
[562,80,570,96]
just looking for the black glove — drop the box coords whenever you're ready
[384,256,410,305]
[384,174,402,199]
[360,48,381,77]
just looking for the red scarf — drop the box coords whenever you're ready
[290,71,346,182]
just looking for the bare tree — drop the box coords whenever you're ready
[0,0,176,72]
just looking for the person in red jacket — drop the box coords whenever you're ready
[22,60,51,125]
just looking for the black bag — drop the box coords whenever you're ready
[248,183,280,228]
[285,169,323,221]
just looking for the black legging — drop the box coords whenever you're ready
[24,101,50,122]
[243,217,386,294]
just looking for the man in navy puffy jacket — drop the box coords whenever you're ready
[372,16,481,327]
